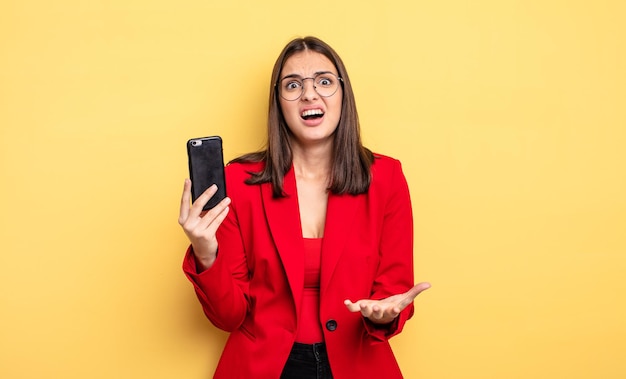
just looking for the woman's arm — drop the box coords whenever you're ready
[179,179,251,332]
[344,159,430,339]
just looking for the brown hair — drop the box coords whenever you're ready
[232,36,374,197]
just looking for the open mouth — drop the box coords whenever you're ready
[301,109,325,120]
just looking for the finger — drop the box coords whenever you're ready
[371,305,384,319]
[343,299,362,313]
[395,282,432,311]
[403,282,430,301]
[195,196,231,231]
[406,282,431,299]
[203,203,231,236]
[178,179,192,225]
[189,184,218,218]
[388,304,403,318]
[359,302,374,318]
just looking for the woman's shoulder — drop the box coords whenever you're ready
[226,159,264,170]
[369,152,407,188]
[371,152,403,172]
[225,159,264,178]
[224,155,265,186]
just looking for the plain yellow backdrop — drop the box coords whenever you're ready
[1,1,625,378]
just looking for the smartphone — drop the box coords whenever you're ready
[187,136,227,211]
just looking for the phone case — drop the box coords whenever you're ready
[187,136,227,211]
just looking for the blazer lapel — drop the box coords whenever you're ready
[320,192,362,297]
[261,168,364,309]
[260,167,304,314]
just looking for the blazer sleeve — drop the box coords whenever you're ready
[182,188,251,332]
[363,158,415,341]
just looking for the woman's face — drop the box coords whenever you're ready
[278,51,343,148]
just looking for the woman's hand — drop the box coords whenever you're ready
[178,179,231,271]
[344,282,431,324]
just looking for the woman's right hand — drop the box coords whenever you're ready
[178,179,231,271]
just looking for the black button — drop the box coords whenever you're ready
[325,319,337,331]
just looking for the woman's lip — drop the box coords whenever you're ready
[301,114,324,126]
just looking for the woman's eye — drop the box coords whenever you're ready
[318,77,332,86]
[285,81,301,91]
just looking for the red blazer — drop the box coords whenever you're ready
[183,154,415,378]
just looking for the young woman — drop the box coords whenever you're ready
[178,36,430,379]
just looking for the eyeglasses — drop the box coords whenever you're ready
[277,72,343,101]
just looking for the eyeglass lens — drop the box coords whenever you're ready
[278,73,341,101]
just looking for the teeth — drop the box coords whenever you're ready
[301,109,324,117]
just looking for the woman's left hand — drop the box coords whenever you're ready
[344,282,431,324]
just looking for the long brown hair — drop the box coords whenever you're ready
[232,36,374,197]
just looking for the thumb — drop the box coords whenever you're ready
[405,282,432,300]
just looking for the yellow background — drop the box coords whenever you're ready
[1,1,625,378]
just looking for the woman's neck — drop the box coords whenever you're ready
[291,141,332,181]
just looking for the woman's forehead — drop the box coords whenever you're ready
[281,51,336,77]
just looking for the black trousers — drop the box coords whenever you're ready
[280,342,333,379]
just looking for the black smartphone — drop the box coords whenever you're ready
[187,136,227,211]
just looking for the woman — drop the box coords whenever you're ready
[178,36,430,378]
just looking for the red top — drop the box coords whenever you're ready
[296,237,324,343]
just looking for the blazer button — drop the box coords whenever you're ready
[325,319,337,332]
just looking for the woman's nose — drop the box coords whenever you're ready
[300,78,319,101]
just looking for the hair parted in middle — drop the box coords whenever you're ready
[232,36,374,197]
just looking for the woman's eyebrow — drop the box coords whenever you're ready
[280,71,335,80]
[280,73,302,80]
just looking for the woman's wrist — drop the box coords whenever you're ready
[191,245,217,272]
